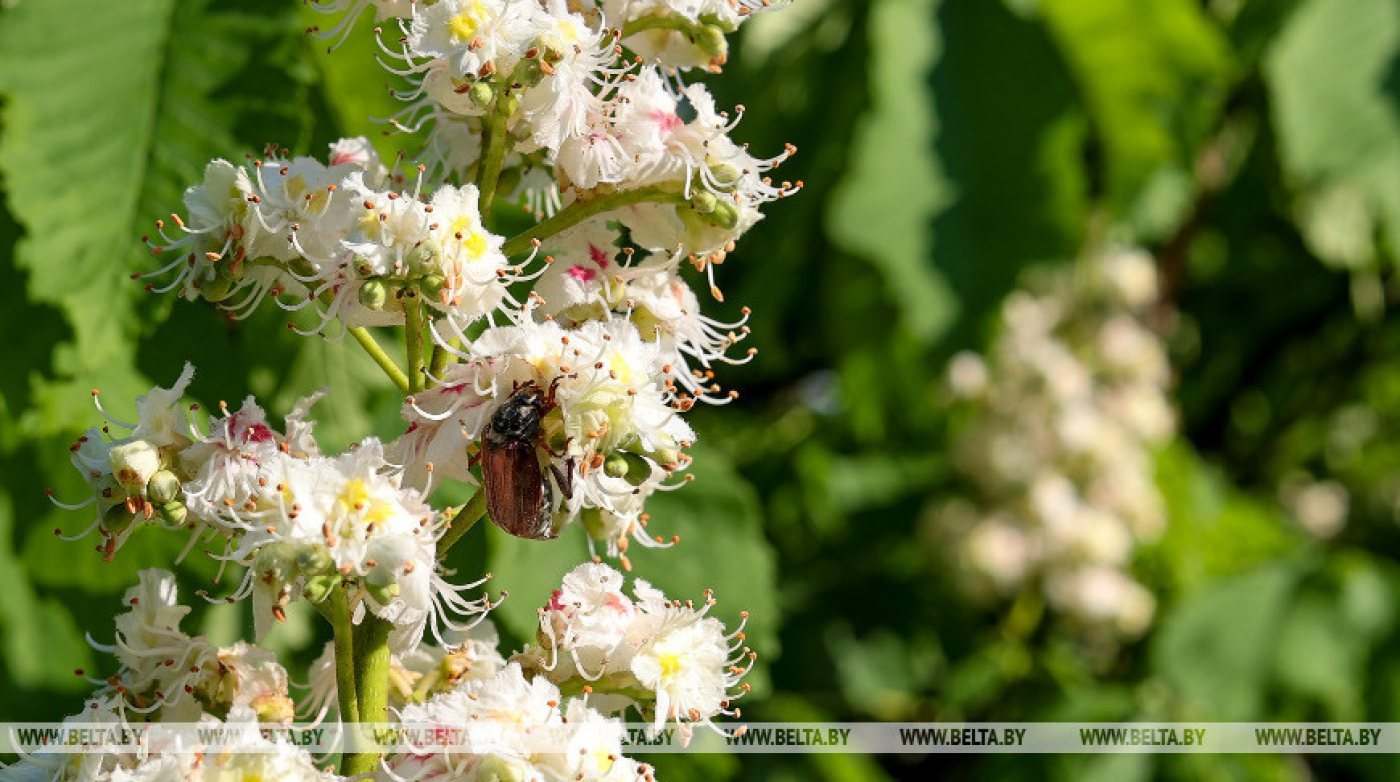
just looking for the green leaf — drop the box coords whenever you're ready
[827,0,953,344]
[1140,442,1302,598]
[1152,558,1304,720]
[1264,0,1400,254]
[0,0,310,696]
[0,0,311,431]
[0,491,92,694]
[1040,0,1231,221]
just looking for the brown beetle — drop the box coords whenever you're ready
[478,380,573,540]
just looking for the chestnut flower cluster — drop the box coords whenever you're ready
[29,0,791,778]
[931,248,1175,637]
[0,571,329,782]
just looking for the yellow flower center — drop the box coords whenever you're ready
[608,351,641,387]
[448,2,488,43]
[358,207,382,239]
[448,215,488,259]
[658,651,684,682]
[335,479,396,530]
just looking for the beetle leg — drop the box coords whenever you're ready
[550,458,575,500]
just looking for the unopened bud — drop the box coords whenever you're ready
[708,198,739,230]
[102,504,136,536]
[419,273,447,300]
[475,754,528,782]
[468,80,494,109]
[708,162,742,190]
[407,239,440,275]
[296,546,335,577]
[253,541,299,584]
[302,574,338,604]
[365,581,400,606]
[695,25,728,59]
[159,500,187,526]
[110,440,162,490]
[650,444,681,468]
[604,453,630,478]
[198,273,235,303]
[359,279,389,310]
[146,470,181,504]
[690,190,719,215]
[495,166,522,198]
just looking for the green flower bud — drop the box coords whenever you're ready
[495,166,522,198]
[110,440,163,490]
[407,239,441,275]
[253,542,299,584]
[359,279,390,311]
[604,453,630,478]
[296,546,335,577]
[476,755,528,782]
[497,93,520,117]
[160,500,188,526]
[695,24,728,59]
[146,470,182,505]
[302,574,338,605]
[365,581,400,606]
[102,504,136,536]
[516,59,546,89]
[198,273,235,303]
[690,190,719,215]
[419,273,447,301]
[708,162,742,190]
[468,80,494,109]
[651,445,681,467]
[709,198,740,230]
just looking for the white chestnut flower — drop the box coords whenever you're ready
[933,247,1176,638]
[406,317,694,552]
[80,570,298,726]
[516,562,753,739]
[54,365,198,560]
[384,662,652,782]
[200,438,487,651]
[534,229,755,401]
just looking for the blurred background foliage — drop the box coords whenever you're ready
[4,0,1400,779]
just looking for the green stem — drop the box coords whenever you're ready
[324,587,360,725]
[404,293,426,394]
[437,487,488,557]
[343,615,394,777]
[621,15,697,38]
[501,187,687,257]
[476,111,510,221]
[426,323,460,390]
[350,326,410,394]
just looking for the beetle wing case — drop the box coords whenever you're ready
[481,438,558,540]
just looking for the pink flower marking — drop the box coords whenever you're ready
[567,265,597,282]
[587,243,611,268]
[650,109,682,133]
